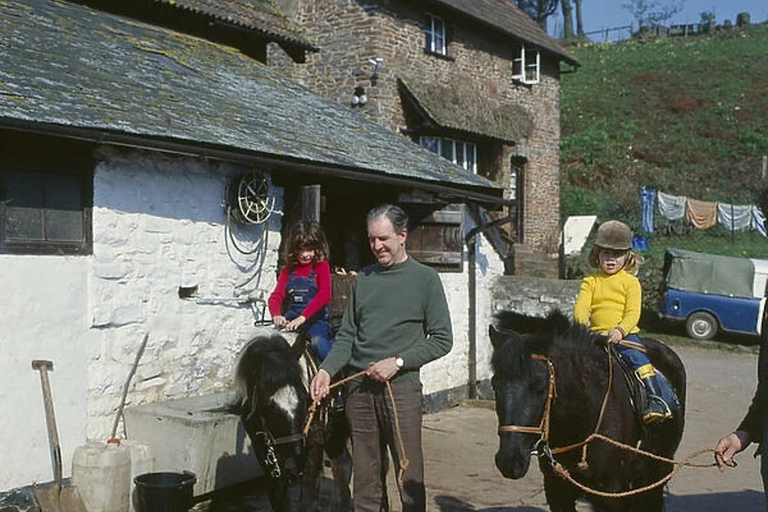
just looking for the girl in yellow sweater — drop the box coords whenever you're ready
[574,220,678,425]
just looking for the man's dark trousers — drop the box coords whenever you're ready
[346,377,425,512]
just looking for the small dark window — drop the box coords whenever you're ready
[0,132,93,255]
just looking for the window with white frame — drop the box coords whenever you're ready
[512,44,540,84]
[425,15,447,55]
[420,136,477,174]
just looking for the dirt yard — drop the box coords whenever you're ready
[197,342,765,511]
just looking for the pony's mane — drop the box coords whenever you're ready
[491,309,605,377]
[235,330,303,401]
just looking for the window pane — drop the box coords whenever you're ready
[425,30,434,52]
[420,136,439,154]
[467,143,477,173]
[46,174,83,241]
[4,171,44,240]
[441,139,454,161]
[455,141,466,168]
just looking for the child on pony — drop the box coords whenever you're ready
[268,220,333,360]
[574,220,679,425]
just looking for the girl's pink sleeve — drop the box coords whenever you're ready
[300,260,332,319]
[268,267,291,316]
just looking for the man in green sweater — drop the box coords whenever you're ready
[310,203,453,512]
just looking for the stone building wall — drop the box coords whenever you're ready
[270,0,563,253]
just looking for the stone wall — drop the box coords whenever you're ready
[270,0,563,253]
[492,275,579,319]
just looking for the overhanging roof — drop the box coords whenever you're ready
[428,0,578,66]
[145,0,316,51]
[400,78,534,143]
[0,0,505,205]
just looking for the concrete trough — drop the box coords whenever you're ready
[123,392,262,496]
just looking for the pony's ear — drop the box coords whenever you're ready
[489,324,509,349]
[290,333,309,359]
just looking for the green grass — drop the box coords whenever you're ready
[560,24,768,311]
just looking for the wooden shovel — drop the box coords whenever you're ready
[32,360,88,512]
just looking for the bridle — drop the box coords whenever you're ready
[250,429,306,479]
[497,354,557,458]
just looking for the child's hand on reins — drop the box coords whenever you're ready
[607,328,624,344]
[286,315,306,331]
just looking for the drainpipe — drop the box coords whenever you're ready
[464,207,515,399]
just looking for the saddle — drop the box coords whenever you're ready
[609,344,647,429]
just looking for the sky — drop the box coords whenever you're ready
[549,0,768,39]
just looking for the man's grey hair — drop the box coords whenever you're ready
[366,203,409,233]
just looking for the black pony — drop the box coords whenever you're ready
[490,310,686,512]
[235,329,351,512]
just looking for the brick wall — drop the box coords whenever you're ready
[270,0,563,254]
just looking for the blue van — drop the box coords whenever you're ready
[658,248,768,340]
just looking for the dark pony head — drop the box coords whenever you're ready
[235,330,309,483]
[489,309,603,479]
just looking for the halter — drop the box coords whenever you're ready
[497,354,557,457]
[251,430,306,479]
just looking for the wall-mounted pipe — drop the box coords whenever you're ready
[464,207,515,399]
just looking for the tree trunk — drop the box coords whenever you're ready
[561,0,574,39]
[574,0,584,37]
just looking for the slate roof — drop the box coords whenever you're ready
[429,0,578,66]
[145,0,316,51]
[399,78,534,143]
[0,0,502,203]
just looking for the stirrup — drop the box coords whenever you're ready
[642,395,673,425]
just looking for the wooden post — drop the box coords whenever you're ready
[301,184,321,222]
[762,155,767,180]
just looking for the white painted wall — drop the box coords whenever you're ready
[0,148,283,491]
[420,212,505,395]
[0,145,503,492]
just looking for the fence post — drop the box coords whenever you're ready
[762,155,767,180]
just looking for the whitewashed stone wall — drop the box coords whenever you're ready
[420,212,505,396]
[0,147,284,491]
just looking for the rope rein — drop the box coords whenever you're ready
[497,345,717,498]
[303,368,410,490]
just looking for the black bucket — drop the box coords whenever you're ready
[134,471,197,512]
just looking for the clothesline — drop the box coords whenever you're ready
[640,187,767,237]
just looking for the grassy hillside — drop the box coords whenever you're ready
[559,23,768,311]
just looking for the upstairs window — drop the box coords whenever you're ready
[420,136,477,174]
[425,14,447,55]
[512,44,540,85]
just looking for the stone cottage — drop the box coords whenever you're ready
[0,0,515,498]
[268,0,579,274]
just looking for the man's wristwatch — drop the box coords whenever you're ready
[395,356,404,369]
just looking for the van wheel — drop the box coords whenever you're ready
[686,312,717,341]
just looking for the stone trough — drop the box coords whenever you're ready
[124,392,262,496]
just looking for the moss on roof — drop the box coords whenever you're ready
[1,0,500,198]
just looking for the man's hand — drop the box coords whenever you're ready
[272,315,287,328]
[715,430,750,472]
[310,369,331,401]
[285,315,306,331]
[366,357,400,382]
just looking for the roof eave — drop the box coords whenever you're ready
[0,118,508,207]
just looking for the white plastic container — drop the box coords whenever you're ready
[121,441,154,512]
[72,440,131,512]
